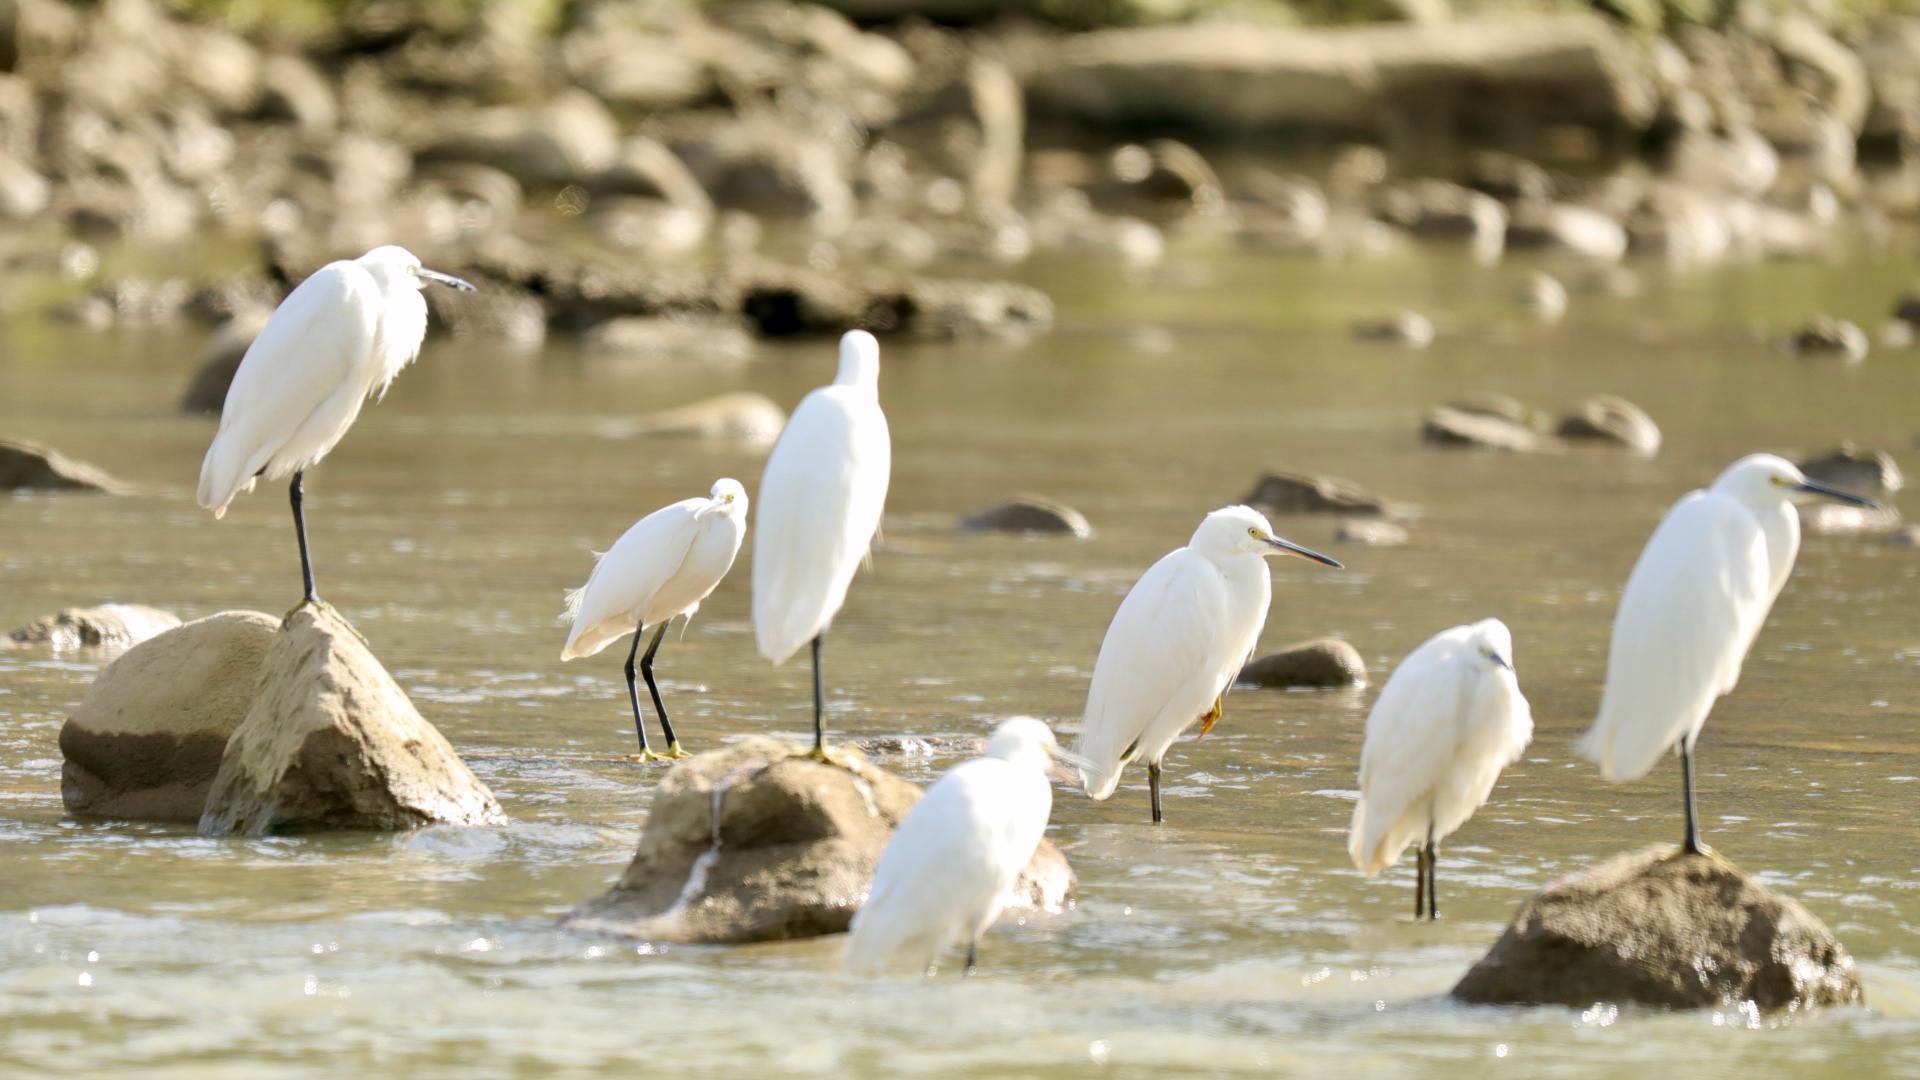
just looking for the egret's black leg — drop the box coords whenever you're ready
[622,620,655,759]
[1414,846,1426,919]
[1148,761,1164,824]
[964,941,978,975]
[289,471,316,604]
[1681,739,1703,855]
[637,622,685,757]
[810,634,826,754]
[1425,832,1439,921]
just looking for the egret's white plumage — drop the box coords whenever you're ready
[1576,453,1875,851]
[197,246,468,518]
[847,717,1061,976]
[752,330,891,665]
[560,479,749,661]
[1348,619,1532,883]
[1074,506,1340,820]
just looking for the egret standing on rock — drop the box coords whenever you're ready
[1577,454,1877,854]
[1076,506,1341,823]
[196,245,474,611]
[1348,619,1532,920]
[561,479,749,761]
[752,330,891,760]
[847,717,1075,976]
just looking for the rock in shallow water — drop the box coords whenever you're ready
[961,497,1092,538]
[0,437,127,493]
[1555,394,1661,456]
[1335,519,1408,547]
[10,604,180,652]
[179,310,269,415]
[1238,638,1366,689]
[565,737,1071,945]
[1795,443,1903,493]
[597,393,786,446]
[1241,470,1394,516]
[1453,847,1863,1011]
[1422,405,1558,453]
[60,611,278,822]
[198,605,504,835]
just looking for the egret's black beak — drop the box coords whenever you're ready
[419,268,476,292]
[1266,536,1343,569]
[1795,479,1878,509]
[1491,653,1513,672]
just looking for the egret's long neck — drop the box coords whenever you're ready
[1755,499,1800,606]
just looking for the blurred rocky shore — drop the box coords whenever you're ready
[1,0,1915,348]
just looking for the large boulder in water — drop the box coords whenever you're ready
[10,603,180,652]
[565,736,1073,944]
[0,437,127,493]
[1240,470,1395,516]
[1452,847,1864,1011]
[198,605,504,835]
[1239,638,1367,689]
[59,611,278,822]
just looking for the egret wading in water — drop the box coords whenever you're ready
[1348,619,1532,920]
[1577,454,1877,854]
[752,330,891,760]
[847,717,1080,976]
[560,479,749,761]
[196,245,473,612]
[1075,506,1341,823]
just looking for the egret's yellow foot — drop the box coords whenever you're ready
[625,748,669,764]
[1198,696,1223,737]
[806,744,862,772]
[662,742,692,760]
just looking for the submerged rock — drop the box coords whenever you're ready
[1888,525,1920,547]
[566,736,1072,944]
[1555,395,1661,456]
[9,604,180,652]
[583,316,753,364]
[1241,470,1394,516]
[1453,847,1863,1011]
[1784,316,1868,361]
[1239,638,1367,689]
[1516,272,1567,322]
[0,437,127,493]
[199,605,504,835]
[60,611,278,822]
[1336,519,1409,547]
[1351,310,1434,348]
[1795,444,1903,493]
[598,393,786,446]
[1422,405,1557,453]
[961,497,1093,538]
[1799,501,1903,536]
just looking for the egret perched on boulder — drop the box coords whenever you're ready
[196,245,473,610]
[561,479,749,761]
[1348,619,1532,919]
[752,330,891,759]
[1577,454,1877,853]
[847,717,1077,976]
[1075,505,1341,823]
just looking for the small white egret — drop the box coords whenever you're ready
[1577,453,1877,853]
[560,479,749,761]
[751,330,891,759]
[196,245,473,609]
[846,717,1078,976]
[1075,505,1341,823]
[1348,619,1532,919]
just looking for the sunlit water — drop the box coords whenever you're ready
[2,243,1918,1075]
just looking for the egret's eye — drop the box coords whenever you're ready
[1770,475,1790,487]
[408,264,420,275]
[1247,527,1260,538]
[724,493,735,503]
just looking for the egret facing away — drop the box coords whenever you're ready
[846,717,1078,976]
[196,245,473,610]
[752,330,891,760]
[561,479,749,761]
[1075,506,1341,823]
[1348,619,1532,920]
[1577,454,1877,854]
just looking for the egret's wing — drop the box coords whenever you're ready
[196,263,378,515]
[752,388,891,663]
[1348,631,1473,875]
[1075,551,1231,799]
[560,498,705,660]
[847,761,1030,975]
[1578,492,1773,782]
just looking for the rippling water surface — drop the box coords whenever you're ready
[2,247,1918,1075]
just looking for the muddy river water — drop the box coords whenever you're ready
[1,245,1917,1075]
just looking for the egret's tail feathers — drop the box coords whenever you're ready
[197,433,269,519]
[1347,803,1391,877]
[1576,712,1656,783]
[1074,753,1122,802]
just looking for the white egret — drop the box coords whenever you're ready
[1348,619,1532,919]
[752,330,891,759]
[1075,505,1342,823]
[560,479,749,761]
[1577,453,1877,853]
[196,245,473,609]
[846,716,1077,976]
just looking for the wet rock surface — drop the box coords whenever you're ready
[1239,638,1367,690]
[1241,470,1394,517]
[1800,501,1903,536]
[1335,519,1409,547]
[1785,316,1868,361]
[1555,395,1661,455]
[1351,310,1434,348]
[566,737,1072,944]
[1453,847,1864,1011]
[59,611,278,822]
[199,605,505,835]
[1796,444,1903,493]
[9,604,180,653]
[960,497,1092,538]
[1422,405,1558,453]
[0,437,127,493]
